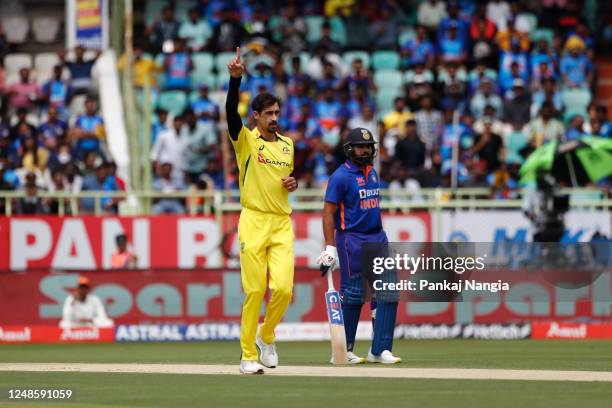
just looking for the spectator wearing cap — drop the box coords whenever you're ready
[470,79,502,119]
[191,84,220,124]
[81,162,120,214]
[6,68,41,111]
[401,25,436,70]
[179,7,212,52]
[152,162,186,214]
[60,276,114,329]
[150,115,190,183]
[163,37,193,91]
[525,101,565,148]
[560,36,593,89]
[59,45,102,95]
[417,0,447,32]
[503,78,531,128]
[72,97,105,159]
[41,64,72,117]
[206,7,248,53]
[145,5,180,53]
[110,234,138,269]
[117,45,161,88]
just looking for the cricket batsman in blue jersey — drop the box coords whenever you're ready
[317,127,401,364]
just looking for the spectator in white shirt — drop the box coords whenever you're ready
[486,0,511,29]
[417,0,448,31]
[60,276,113,329]
[150,115,190,184]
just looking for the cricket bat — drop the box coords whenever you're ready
[322,264,348,365]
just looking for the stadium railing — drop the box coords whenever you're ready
[1,188,610,217]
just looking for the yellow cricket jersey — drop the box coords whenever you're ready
[230,126,294,215]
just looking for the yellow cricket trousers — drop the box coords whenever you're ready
[238,207,294,361]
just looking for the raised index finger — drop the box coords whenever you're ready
[235,46,241,62]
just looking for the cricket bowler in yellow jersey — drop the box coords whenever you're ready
[225,47,297,375]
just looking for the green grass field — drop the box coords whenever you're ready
[1,340,612,407]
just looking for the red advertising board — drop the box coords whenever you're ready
[0,269,608,326]
[0,213,431,271]
[0,325,114,343]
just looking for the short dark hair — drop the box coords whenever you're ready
[252,93,281,113]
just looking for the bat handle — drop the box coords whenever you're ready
[326,267,335,291]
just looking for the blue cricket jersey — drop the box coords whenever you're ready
[324,160,382,234]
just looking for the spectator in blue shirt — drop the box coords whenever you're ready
[499,40,529,83]
[38,106,67,151]
[338,58,375,98]
[438,24,467,64]
[401,25,436,69]
[315,60,340,93]
[287,56,311,97]
[248,61,275,98]
[566,114,586,140]
[190,84,220,124]
[560,36,593,89]
[41,65,71,118]
[81,162,119,214]
[500,61,529,95]
[282,82,313,130]
[316,87,345,131]
[59,45,101,95]
[345,86,376,119]
[73,97,105,159]
[438,0,470,45]
[163,37,193,91]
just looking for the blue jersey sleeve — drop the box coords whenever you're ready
[324,171,346,204]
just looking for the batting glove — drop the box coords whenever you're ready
[316,245,338,276]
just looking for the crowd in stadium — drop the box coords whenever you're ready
[0,0,610,214]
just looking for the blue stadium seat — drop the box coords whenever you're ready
[372,51,400,70]
[374,70,403,90]
[157,91,188,116]
[342,51,370,70]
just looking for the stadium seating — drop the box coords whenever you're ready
[561,88,592,115]
[329,17,347,46]
[531,28,554,45]
[175,0,197,22]
[2,14,29,43]
[34,52,61,84]
[192,53,215,74]
[374,70,403,90]
[305,15,324,43]
[31,15,60,43]
[157,90,188,116]
[397,28,416,47]
[215,52,236,74]
[372,51,401,71]
[283,52,311,74]
[376,88,401,116]
[342,51,370,70]
[4,53,33,75]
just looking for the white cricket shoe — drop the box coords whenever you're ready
[366,349,402,364]
[239,360,265,374]
[330,351,365,364]
[255,334,278,368]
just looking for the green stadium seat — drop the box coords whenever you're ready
[531,28,554,45]
[305,16,324,43]
[192,53,214,73]
[190,71,216,90]
[342,51,370,70]
[397,28,416,48]
[215,52,236,73]
[376,88,401,116]
[216,71,230,89]
[561,88,591,114]
[372,51,400,70]
[283,52,311,74]
[157,91,188,116]
[329,17,346,46]
[520,12,538,33]
[374,70,403,90]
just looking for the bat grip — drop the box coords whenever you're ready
[326,267,335,291]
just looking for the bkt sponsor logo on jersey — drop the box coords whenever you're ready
[359,188,380,209]
[326,292,344,325]
[257,152,291,167]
